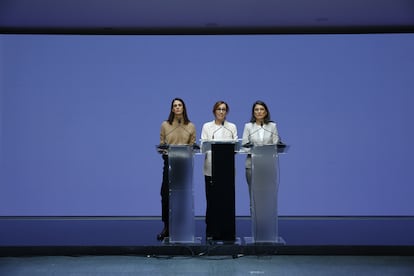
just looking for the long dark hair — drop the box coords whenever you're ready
[249,100,272,124]
[167,97,191,125]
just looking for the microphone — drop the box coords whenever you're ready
[177,119,194,137]
[212,122,224,139]
[261,122,279,139]
[244,122,262,142]
[243,121,278,148]
[242,123,260,148]
[222,123,235,139]
[161,119,182,146]
[212,121,236,140]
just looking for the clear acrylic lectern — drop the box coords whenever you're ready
[157,144,198,243]
[246,143,288,244]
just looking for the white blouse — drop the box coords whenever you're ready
[200,120,238,176]
[241,121,279,168]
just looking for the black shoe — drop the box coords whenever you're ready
[156,227,169,241]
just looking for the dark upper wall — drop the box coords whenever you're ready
[1,0,414,34]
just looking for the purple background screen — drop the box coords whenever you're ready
[1,34,413,216]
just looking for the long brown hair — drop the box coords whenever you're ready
[167,97,191,125]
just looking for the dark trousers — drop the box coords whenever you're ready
[160,155,169,225]
[204,175,213,237]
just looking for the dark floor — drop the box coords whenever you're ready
[1,217,414,275]
[1,216,414,257]
[2,255,414,276]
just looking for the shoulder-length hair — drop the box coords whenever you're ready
[249,100,272,124]
[212,100,230,114]
[167,97,191,125]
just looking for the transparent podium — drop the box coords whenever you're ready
[201,139,241,243]
[157,144,200,244]
[245,143,288,244]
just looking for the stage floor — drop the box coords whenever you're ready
[1,216,414,256]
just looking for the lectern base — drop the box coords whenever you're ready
[243,236,286,245]
[162,236,202,245]
[206,237,242,245]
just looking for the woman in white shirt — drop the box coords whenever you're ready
[242,100,280,198]
[200,101,238,238]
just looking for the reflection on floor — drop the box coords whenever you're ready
[1,216,414,256]
[2,255,414,276]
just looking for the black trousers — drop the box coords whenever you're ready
[160,155,169,225]
[204,175,213,237]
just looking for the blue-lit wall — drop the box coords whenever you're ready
[1,34,413,216]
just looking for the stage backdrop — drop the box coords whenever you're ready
[1,33,413,216]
